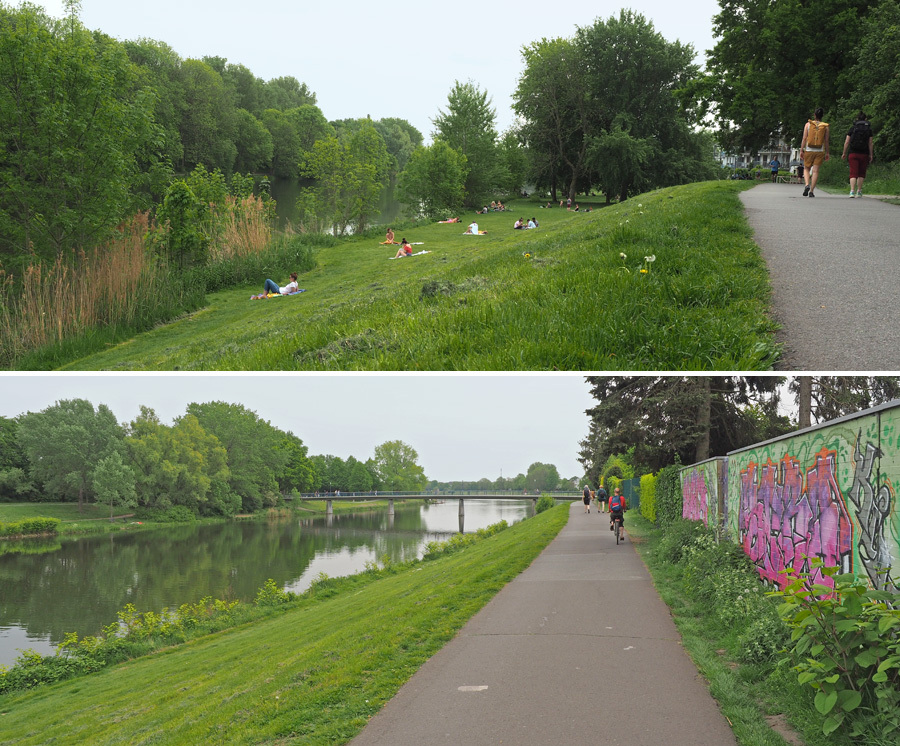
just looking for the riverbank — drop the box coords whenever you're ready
[37,180,777,371]
[0,503,568,744]
[0,499,396,540]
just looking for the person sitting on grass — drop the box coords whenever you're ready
[514,217,524,229]
[465,221,479,234]
[527,217,537,229]
[381,228,397,244]
[394,239,413,258]
[255,272,298,299]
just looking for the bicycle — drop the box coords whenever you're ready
[611,512,624,544]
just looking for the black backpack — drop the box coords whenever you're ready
[849,121,871,152]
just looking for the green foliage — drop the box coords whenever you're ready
[92,450,137,519]
[370,440,427,492]
[639,473,657,522]
[423,520,510,559]
[433,81,502,207]
[255,578,294,607]
[0,3,157,265]
[738,612,790,665]
[654,462,683,526]
[0,516,60,537]
[772,560,900,738]
[397,141,468,219]
[535,494,556,513]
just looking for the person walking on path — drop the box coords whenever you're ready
[841,111,874,198]
[582,485,591,513]
[596,484,608,513]
[800,107,830,197]
[769,156,781,182]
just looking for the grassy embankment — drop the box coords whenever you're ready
[31,180,778,371]
[818,156,900,197]
[0,500,393,539]
[0,503,569,745]
[628,515,857,746]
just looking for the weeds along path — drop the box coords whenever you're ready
[0,506,568,745]
[57,181,775,371]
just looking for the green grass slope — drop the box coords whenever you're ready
[0,505,569,745]
[54,181,776,371]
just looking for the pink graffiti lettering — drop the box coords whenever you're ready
[738,449,853,589]
[682,468,709,525]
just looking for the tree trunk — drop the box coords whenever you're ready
[694,377,711,462]
[78,484,84,513]
[798,376,812,429]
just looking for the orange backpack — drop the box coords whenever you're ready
[807,119,828,147]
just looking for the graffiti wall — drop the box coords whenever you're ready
[722,407,900,590]
[680,458,726,528]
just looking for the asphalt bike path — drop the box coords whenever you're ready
[350,503,737,746]
[740,183,900,370]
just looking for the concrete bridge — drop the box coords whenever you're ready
[294,490,581,521]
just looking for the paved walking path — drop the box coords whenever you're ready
[740,183,900,370]
[350,503,737,746]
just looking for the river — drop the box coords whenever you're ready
[268,178,410,231]
[0,500,531,667]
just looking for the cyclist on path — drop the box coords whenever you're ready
[608,487,627,539]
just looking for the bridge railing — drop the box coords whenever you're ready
[291,490,582,500]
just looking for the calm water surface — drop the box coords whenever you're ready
[0,500,529,666]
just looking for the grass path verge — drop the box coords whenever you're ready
[42,181,776,371]
[0,504,568,745]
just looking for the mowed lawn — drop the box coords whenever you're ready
[56,180,776,371]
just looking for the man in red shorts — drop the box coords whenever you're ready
[841,112,874,198]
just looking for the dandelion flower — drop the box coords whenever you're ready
[640,268,648,274]
[619,252,627,259]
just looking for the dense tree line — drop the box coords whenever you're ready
[699,0,900,159]
[0,3,423,266]
[427,462,578,493]
[579,376,900,482]
[0,399,428,513]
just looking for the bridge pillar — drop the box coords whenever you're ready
[326,499,333,516]
[388,498,394,517]
[531,497,537,516]
[458,498,465,518]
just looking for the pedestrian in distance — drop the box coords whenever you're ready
[596,484,608,513]
[841,112,874,198]
[800,107,830,198]
[582,485,591,514]
[769,156,781,182]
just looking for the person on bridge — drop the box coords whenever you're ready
[582,485,592,513]
[800,108,830,198]
[596,484,608,513]
[841,112,874,198]
[608,487,627,539]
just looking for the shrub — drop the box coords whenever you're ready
[654,463,683,526]
[162,506,196,523]
[255,578,294,607]
[737,611,790,664]
[0,517,60,537]
[535,494,555,513]
[654,517,707,564]
[639,473,657,523]
[771,560,900,738]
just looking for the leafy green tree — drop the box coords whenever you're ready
[298,122,390,234]
[371,440,427,492]
[289,105,334,160]
[374,118,423,174]
[274,430,316,494]
[261,108,302,178]
[497,129,529,196]
[92,450,137,519]
[262,76,316,111]
[433,81,502,207]
[0,3,156,264]
[702,0,878,152]
[579,377,787,479]
[178,58,237,172]
[232,108,273,173]
[525,462,562,492]
[397,141,467,219]
[586,126,654,204]
[842,1,900,161]
[789,376,900,426]
[344,456,375,492]
[514,37,592,201]
[156,179,208,268]
[185,401,288,512]
[126,407,236,515]
[17,399,124,510]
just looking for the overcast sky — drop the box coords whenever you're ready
[27,0,721,141]
[0,374,596,481]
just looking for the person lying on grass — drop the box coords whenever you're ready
[394,239,413,258]
[252,273,299,299]
[438,217,460,223]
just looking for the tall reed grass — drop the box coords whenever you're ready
[1,194,301,369]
